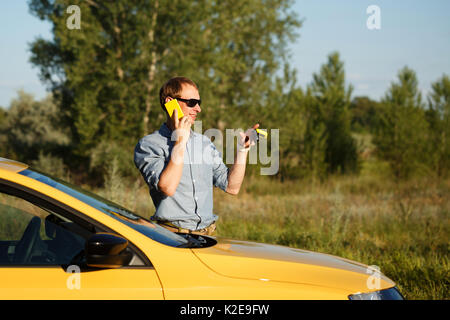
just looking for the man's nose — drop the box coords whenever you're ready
[194,103,201,113]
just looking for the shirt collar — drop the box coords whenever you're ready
[159,123,172,138]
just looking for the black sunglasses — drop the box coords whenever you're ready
[175,97,201,108]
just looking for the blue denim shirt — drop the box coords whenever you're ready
[134,123,229,230]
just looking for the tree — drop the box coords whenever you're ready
[28,0,301,179]
[426,74,450,178]
[0,108,6,124]
[0,107,9,157]
[4,90,70,163]
[301,87,328,180]
[372,67,429,180]
[261,69,311,180]
[349,96,380,133]
[308,52,358,175]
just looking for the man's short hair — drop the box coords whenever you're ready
[159,77,198,112]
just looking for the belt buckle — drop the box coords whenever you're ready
[178,227,189,234]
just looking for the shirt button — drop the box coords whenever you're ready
[192,179,196,183]
[195,196,198,201]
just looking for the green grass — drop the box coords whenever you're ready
[211,174,449,300]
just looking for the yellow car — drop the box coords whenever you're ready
[0,157,403,300]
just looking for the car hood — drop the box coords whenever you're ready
[192,238,395,293]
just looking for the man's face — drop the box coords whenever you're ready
[176,84,202,122]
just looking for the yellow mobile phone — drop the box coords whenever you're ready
[164,99,184,119]
[256,128,268,139]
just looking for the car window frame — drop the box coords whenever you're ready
[18,168,191,248]
[0,178,153,269]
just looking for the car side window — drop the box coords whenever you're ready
[0,192,87,266]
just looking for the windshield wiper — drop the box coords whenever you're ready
[176,234,207,248]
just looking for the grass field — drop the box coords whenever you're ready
[115,170,449,300]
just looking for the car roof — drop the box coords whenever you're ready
[0,157,28,173]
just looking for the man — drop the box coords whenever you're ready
[134,76,257,236]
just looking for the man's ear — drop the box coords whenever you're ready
[165,96,173,104]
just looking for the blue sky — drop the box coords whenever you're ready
[291,0,450,99]
[0,0,449,107]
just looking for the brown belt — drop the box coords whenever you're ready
[156,221,216,236]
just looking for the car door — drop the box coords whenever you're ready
[0,184,163,299]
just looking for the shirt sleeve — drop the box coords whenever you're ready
[210,141,229,192]
[134,137,167,192]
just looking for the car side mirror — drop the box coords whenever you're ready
[85,233,133,268]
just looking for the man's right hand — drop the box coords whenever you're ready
[171,109,192,143]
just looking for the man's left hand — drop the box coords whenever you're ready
[239,123,259,151]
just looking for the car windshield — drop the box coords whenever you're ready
[19,168,189,248]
